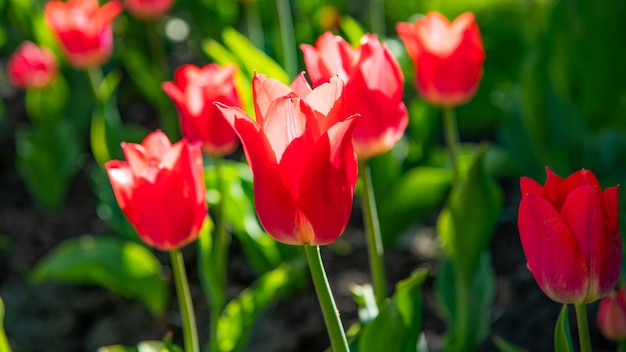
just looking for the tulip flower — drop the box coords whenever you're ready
[124,0,174,20]
[105,131,207,251]
[518,167,621,303]
[215,72,358,245]
[44,0,123,69]
[162,63,241,156]
[396,12,485,107]
[598,285,626,342]
[7,41,58,90]
[301,32,408,159]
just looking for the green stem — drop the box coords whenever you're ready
[304,245,349,352]
[453,268,472,351]
[359,160,387,308]
[574,303,592,352]
[369,0,385,36]
[275,0,297,79]
[170,249,199,352]
[245,0,265,51]
[87,67,104,103]
[443,106,461,184]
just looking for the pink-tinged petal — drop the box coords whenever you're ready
[161,140,185,170]
[186,80,205,116]
[262,96,309,162]
[603,185,620,236]
[142,130,172,159]
[252,72,294,123]
[520,176,543,196]
[93,0,123,29]
[162,81,185,106]
[121,143,148,176]
[598,288,626,341]
[357,37,403,99]
[300,43,324,86]
[588,227,622,302]
[325,116,359,185]
[396,22,420,62]
[518,194,588,303]
[290,72,312,98]
[304,76,346,133]
[104,160,136,216]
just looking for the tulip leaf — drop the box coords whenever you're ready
[378,166,452,245]
[349,283,379,325]
[25,75,69,124]
[98,340,182,352]
[437,144,503,277]
[554,304,574,352]
[436,252,495,351]
[0,297,10,352]
[339,15,365,46]
[217,258,307,352]
[15,121,81,210]
[358,268,428,352]
[30,235,169,316]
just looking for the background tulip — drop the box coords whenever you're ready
[7,41,58,90]
[301,32,408,160]
[45,0,122,69]
[124,0,174,19]
[163,63,241,156]
[105,131,207,251]
[397,12,485,107]
[215,72,358,246]
[517,167,621,303]
[598,285,626,342]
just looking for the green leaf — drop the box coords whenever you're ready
[97,340,182,352]
[0,297,10,352]
[31,235,169,315]
[379,166,452,245]
[492,335,527,352]
[436,252,496,351]
[217,259,307,352]
[339,15,365,46]
[25,75,69,124]
[437,144,503,277]
[221,27,290,84]
[555,304,574,352]
[358,269,428,352]
[15,121,81,210]
[349,283,379,325]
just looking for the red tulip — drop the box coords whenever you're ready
[301,32,408,160]
[598,285,626,341]
[396,12,485,107]
[162,64,241,156]
[44,0,122,69]
[518,167,621,303]
[105,131,207,251]
[215,72,358,245]
[124,0,174,19]
[7,41,58,90]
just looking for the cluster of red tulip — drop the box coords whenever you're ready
[6,0,625,351]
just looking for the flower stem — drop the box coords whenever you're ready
[275,0,297,79]
[87,67,104,103]
[443,106,461,184]
[574,303,592,352]
[304,245,349,352]
[359,159,387,308]
[245,0,265,51]
[170,249,199,352]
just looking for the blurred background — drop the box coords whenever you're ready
[0,0,625,351]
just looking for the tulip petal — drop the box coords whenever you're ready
[252,73,294,123]
[262,96,310,161]
[303,76,345,130]
[604,186,620,236]
[520,176,543,196]
[290,72,312,98]
[104,160,136,219]
[518,194,588,303]
[121,143,148,177]
[554,169,601,210]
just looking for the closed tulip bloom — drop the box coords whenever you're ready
[7,41,58,90]
[518,167,621,303]
[124,0,174,20]
[215,72,358,245]
[598,285,626,341]
[397,12,485,107]
[301,32,408,160]
[105,131,207,251]
[162,64,241,156]
[45,0,122,69]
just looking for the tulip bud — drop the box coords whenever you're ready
[45,0,122,69]
[397,12,485,107]
[598,285,626,342]
[7,41,58,90]
[517,167,621,303]
[124,0,174,20]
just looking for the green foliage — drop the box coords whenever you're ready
[357,268,428,352]
[30,235,169,316]
[98,340,182,352]
[216,259,307,352]
[554,305,574,352]
[492,335,527,352]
